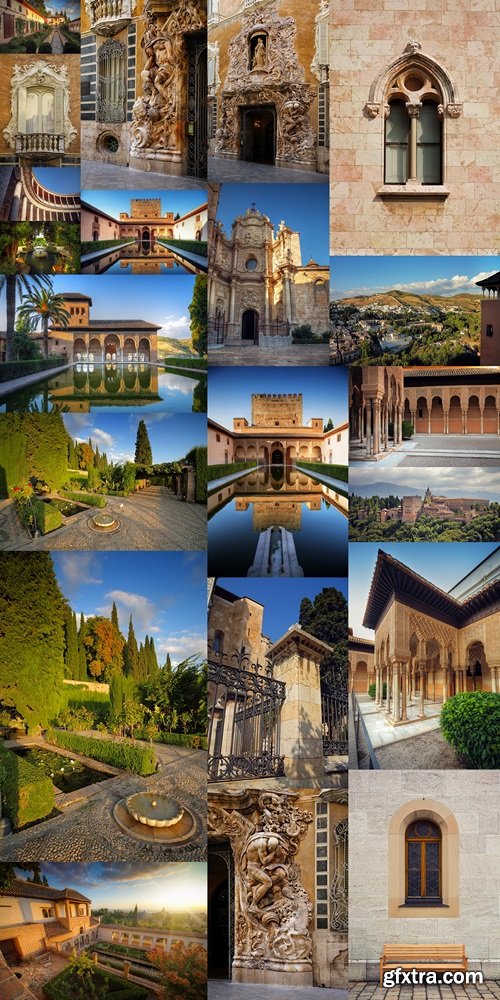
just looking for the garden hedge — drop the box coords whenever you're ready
[295,461,348,483]
[440,691,500,768]
[46,729,157,775]
[368,682,387,700]
[208,460,257,482]
[162,356,206,369]
[32,499,62,535]
[185,446,207,502]
[43,966,149,1000]
[59,490,107,508]
[0,359,65,383]
[0,745,54,829]
[137,729,207,750]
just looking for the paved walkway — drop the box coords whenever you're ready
[208,344,330,366]
[0,487,206,552]
[351,983,500,1000]
[357,693,441,748]
[46,27,65,53]
[209,983,346,1000]
[0,363,71,401]
[81,160,206,190]
[156,240,208,271]
[352,434,500,468]
[208,158,328,184]
[375,728,465,769]
[0,738,206,862]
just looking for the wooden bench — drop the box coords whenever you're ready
[380,944,468,986]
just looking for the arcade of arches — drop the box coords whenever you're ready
[349,366,500,460]
[359,549,500,727]
[208,788,348,989]
[47,292,160,363]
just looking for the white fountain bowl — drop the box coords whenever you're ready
[125,792,184,828]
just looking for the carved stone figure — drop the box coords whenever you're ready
[252,37,267,70]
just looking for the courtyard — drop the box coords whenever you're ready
[362,434,500,469]
[209,983,345,1000]
[0,486,206,552]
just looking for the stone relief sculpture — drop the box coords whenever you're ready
[130,0,205,154]
[213,0,316,167]
[208,791,313,973]
[3,62,77,152]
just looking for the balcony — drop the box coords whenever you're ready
[16,133,65,155]
[89,0,133,35]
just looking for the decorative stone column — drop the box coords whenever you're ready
[417,661,426,717]
[400,662,408,721]
[208,789,314,987]
[391,661,401,723]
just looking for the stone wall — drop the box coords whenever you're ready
[252,393,303,426]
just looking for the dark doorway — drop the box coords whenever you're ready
[0,939,20,966]
[241,106,275,164]
[241,309,259,342]
[141,228,150,249]
[271,447,284,464]
[208,846,232,979]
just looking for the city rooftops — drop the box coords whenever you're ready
[0,878,91,903]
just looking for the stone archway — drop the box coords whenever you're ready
[448,394,462,433]
[240,105,276,164]
[138,337,151,362]
[104,334,119,362]
[208,844,233,980]
[353,660,368,693]
[88,337,101,362]
[271,441,284,464]
[466,640,486,691]
[241,309,259,343]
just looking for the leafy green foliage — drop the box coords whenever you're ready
[0,553,65,731]
[136,730,207,750]
[134,420,153,465]
[349,493,500,543]
[0,746,54,829]
[299,587,348,685]
[0,358,65,382]
[59,490,107,508]
[208,460,257,483]
[47,729,157,775]
[150,940,207,1000]
[295,460,348,483]
[0,413,71,495]
[162,357,207,369]
[140,656,206,735]
[188,274,207,356]
[368,682,387,699]
[43,965,149,1000]
[440,692,500,768]
[185,446,207,502]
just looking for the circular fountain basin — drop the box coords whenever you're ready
[126,792,183,828]
[88,511,120,532]
[32,246,48,258]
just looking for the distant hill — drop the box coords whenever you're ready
[350,481,498,501]
[334,290,482,312]
[157,337,196,358]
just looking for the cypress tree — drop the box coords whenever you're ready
[111,601,119,633]
[149,636,159,676]
[0,553,65,731]
[110,672,126,720]
[123,615,139,678]
[64,608,79,679]
[134,419,153,465]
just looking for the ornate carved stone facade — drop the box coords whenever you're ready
[208,205,329,346]
[209,0,329,173]
[81,0,207,176]
[0,58,80,166]
[208,787,348,987]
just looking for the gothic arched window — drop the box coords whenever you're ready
[405,819,441,903]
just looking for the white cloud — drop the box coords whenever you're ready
[98,590,160,635]
[57,553,102,587]
[333,269,497,300]
[157,631,206,666]
[160,314,190,340]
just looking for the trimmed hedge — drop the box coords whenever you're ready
[46,729,157,775]
[208,460,257,482]
[296,461,348,483]
[440,691,500,768]
[80,239,135,255]
[32,499,62,535]
[368,682,387,700]
[43,966,149,1000]
[137,729,207,750]
[185,446,207,502]
[0,358,66,383]
[0,745,54,829]
[163,356,206,369]
[59,490,107,508]
[157,238,208,257]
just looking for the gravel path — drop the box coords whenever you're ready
[375,729,466,769]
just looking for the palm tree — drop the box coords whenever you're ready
[0,274,53,363]
[17,287,71,360]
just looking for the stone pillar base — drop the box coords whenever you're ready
[233,959,313,987]
[129,149,184,176]
[275,156,317,172]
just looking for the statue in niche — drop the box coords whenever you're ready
[252,35,267,69]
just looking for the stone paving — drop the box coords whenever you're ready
[350,983,500,1000]
[209,982,346,1000]
[0,738,206,862]
[352,435,500,469]
[208,344,330,366]
[375,729,465,770]
[208,157,328,184]
[80,160,207,190]
[357,694,441,748]
[0,488,206,552]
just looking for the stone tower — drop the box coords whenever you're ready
[476,271,500,366]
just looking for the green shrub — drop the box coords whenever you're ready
[162,356,206,369]
[32,499,62,535]
[136,729,207,750]
[46,729,157,775]
[185,446,207,502]
[24,37,37,52]
[63,40,80,52]
[402,420,414,439]
[59,490,106,508]
[208,460,257,483]
[80,239,134,255]
[440,691,500,768]
[0,358,66,383]
[157,238,208,257]
[295,460,349,483]
[43,966,149,1000]
[0,745,54,829]
[38,42,52,52]
[368,682,387,700]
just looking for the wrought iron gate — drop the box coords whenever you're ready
[187,34,207,177]
[321,679,348,755]
[208,647,285,781]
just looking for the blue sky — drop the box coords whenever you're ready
[82,190,207,222]
[330,255,500,299]
[33,168,80,195]
[63,413,206,465]
[46,0,79,16]
[217,184,329,263]
[16,863,206,912]
[52,552,206,665]
[218,579,347,642]
[349,543,498,639]
[208,367,347,430]
[0,275,196,341]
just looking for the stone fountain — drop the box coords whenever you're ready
[113,790,197,844]
[88,511,120,532]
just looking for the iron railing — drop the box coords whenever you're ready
[321,679,348,755]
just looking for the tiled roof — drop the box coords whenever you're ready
[0,879,90,903]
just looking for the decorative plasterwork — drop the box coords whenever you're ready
[3,62,77,151]
[131,0,205,153]
[208,41,220,96]
[208,791,313,969]
[364,41,463,119]
[85,0,136,36]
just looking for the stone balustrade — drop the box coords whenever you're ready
[16,133,65,154]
